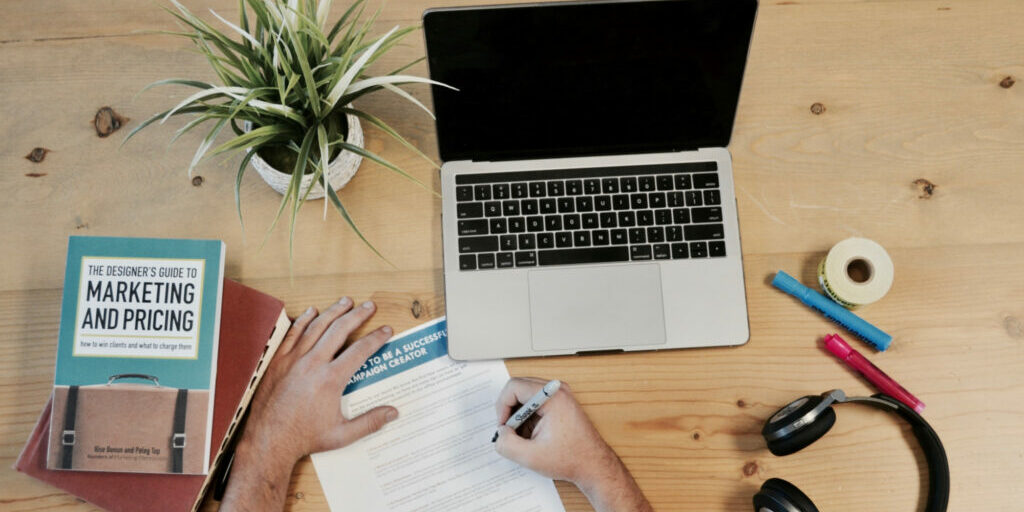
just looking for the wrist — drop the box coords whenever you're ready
[235,427,301,476]
[574,446,650,512]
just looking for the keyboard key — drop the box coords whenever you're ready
[558,197,575,213]
[474,184,491,201]
[618,211,636,227]
[537,233,555,248]
[692,207,723,223]
[653,244,671,260]
[563,214,581,230]
[582,213,599,229]
[485,201,501,217]
[638,176,655,192]
[540,198,557,214]
[673,208,691,224]
[593,230,610,245]
[613,195,630,210]
[693,173,719,189]
[671,243,689,259]
[527,216,544,232]
[629,228,647,244]
[709,241,726,257]
[630,245,653,260]
[547,181,565,196]
[521,199,538,215]
[459,255,476,270]
[457,203,483,218]
[647,227,665,243]
[611,229,628,244]
[630,194,648,209]
[456,186,473,201]
[655,209,672,225]
[502,200,520,216]
[478,253,496,269]
[511,183,528,198]
[500,235,517,251]
[497,252,514,268]
[530,182,546,197]
[575,196,593,212]
[555,232,573,248]
[458,219,488,236]
[667,226,683,241]
[519,234,536,249]
[621,177,638,192]
[508,217,526,233]
[573,231,591,247]
[602,178,619,193]
[674,174,692,190]
[493,184,510,199]
[515,251,538,267]
[566,180,583,195]
[595,195,612,211]
[490,218,507,234]
[459,236,498,253]
[704,190,721,205]
[600,212,618,228]
[637,210,654,226]
[584,179,601,194]
[685,191,703,206]
[545,215,562,231]
[657,175,675,191]
[690,241,708,258]
[668,191,685,207]
[538,246,629,266]
[649,192,666,208]
[684,223,724,240]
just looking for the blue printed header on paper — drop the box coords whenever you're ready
[344,318,448,395]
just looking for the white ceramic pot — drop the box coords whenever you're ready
[244,110,363,200]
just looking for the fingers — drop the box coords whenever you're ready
[493,425,535,467]
[294,297,354,355]
[337,406,399,446]
[331,324,393,378]
[495,378,546,424]
[277,307,317,356]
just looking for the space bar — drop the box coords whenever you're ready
[538,247,630,266]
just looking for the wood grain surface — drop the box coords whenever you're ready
[2,0,1023,511]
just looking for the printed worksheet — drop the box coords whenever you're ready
[311,317,566,512]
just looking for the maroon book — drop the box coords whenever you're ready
[14,279,290,512]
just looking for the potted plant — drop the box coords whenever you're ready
[127,0,452,259]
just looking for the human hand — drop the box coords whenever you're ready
[221,298,398,512]
[493,378,652,512]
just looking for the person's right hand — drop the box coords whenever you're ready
[493,377,653,512]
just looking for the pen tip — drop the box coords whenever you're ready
[491,431,499,443]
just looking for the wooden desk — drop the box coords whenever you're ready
[2,0,1022,510]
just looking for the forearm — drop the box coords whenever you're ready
[576,448,653,512]
[219,432,299,512]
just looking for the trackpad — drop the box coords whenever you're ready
[528,264,667,352]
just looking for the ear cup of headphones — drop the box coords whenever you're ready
[752,478,820,512]
[762,395,837,456]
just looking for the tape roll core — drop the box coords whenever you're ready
[818,238,894,309]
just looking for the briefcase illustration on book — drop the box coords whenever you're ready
[47,374,209,474]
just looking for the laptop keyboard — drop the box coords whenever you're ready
[453,162,726,271]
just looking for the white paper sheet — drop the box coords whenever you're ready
[311,317,566,512]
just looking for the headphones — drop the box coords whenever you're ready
[754,389,950,512]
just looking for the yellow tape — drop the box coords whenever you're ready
[816,237,894,310]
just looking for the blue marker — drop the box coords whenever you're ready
[772,270,892,351]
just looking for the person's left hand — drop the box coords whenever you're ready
[238,297,399,466]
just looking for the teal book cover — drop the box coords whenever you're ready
[47,236,225,475]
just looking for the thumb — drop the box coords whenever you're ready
[493,425,534,466]
[338,406,398,445]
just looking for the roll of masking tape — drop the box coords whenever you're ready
[817,237,894,309]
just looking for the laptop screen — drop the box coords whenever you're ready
[423,0,758,163]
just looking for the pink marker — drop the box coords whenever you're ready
[823,333,926,413]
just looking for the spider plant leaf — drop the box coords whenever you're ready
[325,182,393,266]
[235,149,256,238]
[121,105,209,147]
[209,8,261,48]
[169,114,216,146]
[284,21,322,118]
[162,87,247,123]
[340,107,440,170]
[345,75,455,97]
[324,25,399,110]
[317,124,330,219]
[326,0,361,42]
[378,82,434,119]
[188,116,230,177]
[331,141,435,195]
[386,56,425,76]
[140,78,213,94]
[208,123,293,157]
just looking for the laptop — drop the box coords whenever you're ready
[423,0,757,360]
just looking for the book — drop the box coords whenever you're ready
[48,236,225,475]
[15,279,291,512]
